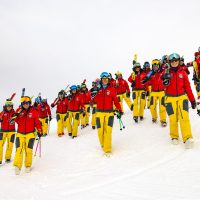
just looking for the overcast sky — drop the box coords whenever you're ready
[0,0,200,107]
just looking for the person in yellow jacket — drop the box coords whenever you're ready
[95,72,123,156]
[0,100,16,164]
[13,96,43,174]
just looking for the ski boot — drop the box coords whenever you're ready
[25,167,31,173]
[152,119,157,123]
[184,138,194,149]
[72,136,77,139]
[161,121,167,127]
[171,138,179,145]
[133,116,138,123]
[5,159,11,163]
[68,133,72,136]
[92,126,96,130]
[15,167,21,175]
[140,116,144,121]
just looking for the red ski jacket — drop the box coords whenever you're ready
[110,78,116,88]
[148,70,165,92]
[128,71,148,91]
[15,107,42,134]
[95,86,122,112]
[0,109,16,132]
[37,103,52,118]
[68,93,85,112]
[52,98,68,114]
[80,91,91,104]
[116,78,130,94]
[89,88,98,104]
[163,68,195,102]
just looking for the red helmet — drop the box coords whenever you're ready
[194,52,200,57]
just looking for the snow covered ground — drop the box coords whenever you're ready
[0,106,200,200]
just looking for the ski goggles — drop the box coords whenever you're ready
[169,53,180,62]
[5,101,13,107]
[100,72,110,78]
[144,63,150,67]
[21,101,30,105]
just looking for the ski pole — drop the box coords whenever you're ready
[34,138,41,157]
[119,118,125,130]
[39,138,41,157]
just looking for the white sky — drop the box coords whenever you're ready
[0,0,200,106]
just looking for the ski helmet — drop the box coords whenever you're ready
[152,59,160,66]
[5,100,14,107]
[194,52,200,57]
[100,72,110,79]
[132,62,141,70]
[143,61,150,69]
[21,96,31,105]
[162,55,168,63]
[81,83,87,88]
[70,85,77,91]
[168,53,180,62]
[180,56,184,62]
[58,90,65,96]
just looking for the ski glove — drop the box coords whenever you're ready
[37,130,43,138]
[131,81,136,88]
[126,92,130,98]
[49,116,52,121]
[197,109,200,116]
[116,111,123,119]
[146,91,149,96]
[142,76,149,84]
[51,103,55,108]
[82,111,86,117]
[163,73,172,80]
[191,101,196,109]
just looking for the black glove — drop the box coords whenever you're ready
[142,76,149,84]
[49,116,52,121]
[163,79,170,86]
[126,92,130,98]
[163,73,172,80]
[9,118,15,125]
[146,91,149,96]
[116,111,123,119]
[196,83,200,92]
[131,81,136,88]
[197,109,200,116]
[82,111,86,117]
[191,101,196,109]
[37,132,43,138]
[51,103,55,108]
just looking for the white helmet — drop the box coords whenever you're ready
[42,96,47,100]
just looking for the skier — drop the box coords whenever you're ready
[187,52,200,98]
[180,57,190,75]
[13,96,43,174]
[115,71,133,112]
[95,72,122,156]
[128,63,148,123]
[143,61,151,109]
[109,73,116,88]
[89,80,99,129]
[37,97,52,136]
[143,59,167,126]
[0,100,16,164]
[66,85,85,138]
[80,83,91,128]
[162,53,196,148]
[51,90,68,137]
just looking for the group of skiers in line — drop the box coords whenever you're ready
[0,49,200,175]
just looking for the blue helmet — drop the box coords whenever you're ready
[169,53,180,62]
[100,72,110,79]
[70,85,77,90]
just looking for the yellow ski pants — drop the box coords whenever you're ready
[0,132,15,162]
[165,95,193,142]
[96,112,114,153]
[39,117,49,135]
[117,93,133,112]
[56,113,67,135]
[80,104,90,126]
[132,90,146,117]
[13,132,35,169]
[91,104,97,127]
[150,91,166,122]
[66,111,80,137]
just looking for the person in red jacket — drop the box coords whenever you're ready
[37,97,52,136]
[66,85,85,138]
[80,83,91,128]
[89,81,99,129]
[128,63,148,123]
[95,72,122,156]
[187,52,200,98]
[162,53,196,149]
[51,90,68,137]
[0,100,16,164]
[142,59,167,127]
[13,96,43,175]
[180,57,190,75]
[115,71,133,112]
[143,61,151,109]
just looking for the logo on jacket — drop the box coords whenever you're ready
[28,113,33,118]
[106,90,110,95]
[179,74,183,78]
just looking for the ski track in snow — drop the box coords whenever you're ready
[0,105,200,200]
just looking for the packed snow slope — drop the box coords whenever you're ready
[0,108,200,200]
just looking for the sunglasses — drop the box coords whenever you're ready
[22,101,30,105]
[153,63,159,66]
